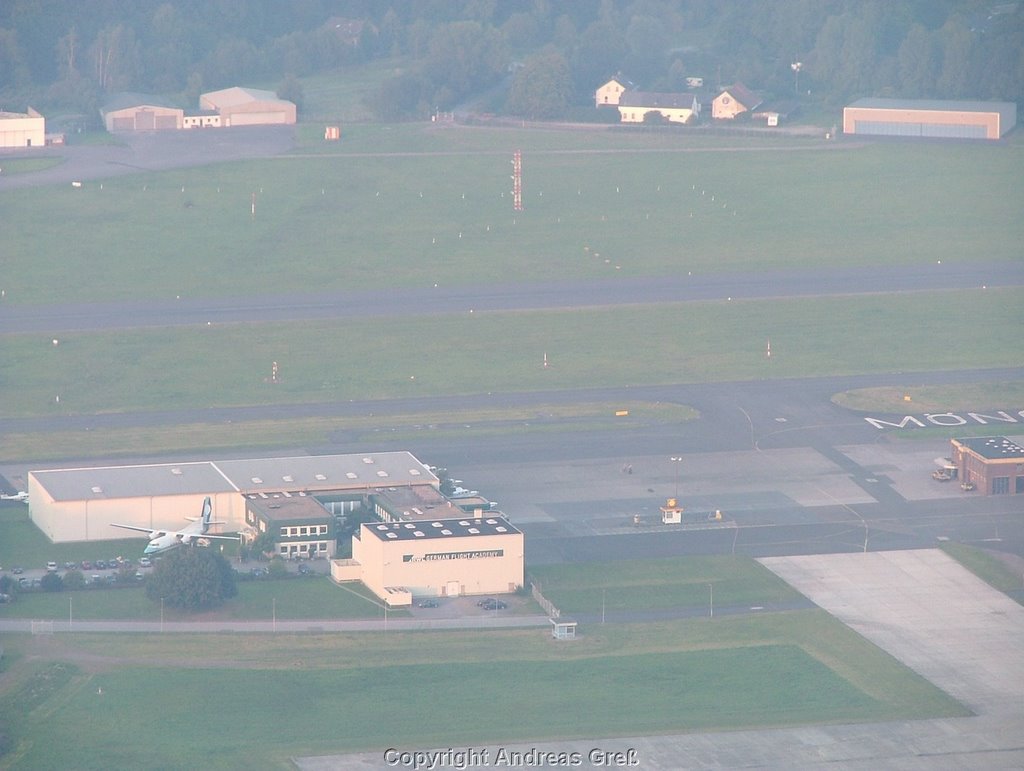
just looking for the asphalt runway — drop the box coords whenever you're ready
[2,261,1022,334]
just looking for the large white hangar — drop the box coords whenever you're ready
[199,86,296,126]
[27,452,438,544]
[843,98,1016,140]
[100,93,184,132]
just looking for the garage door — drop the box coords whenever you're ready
[229,111,286,126]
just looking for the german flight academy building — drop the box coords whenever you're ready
[332,517,524,606]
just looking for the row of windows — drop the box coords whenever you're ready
[278,541,329,554]
[991,476,1024,494]
[279,524,329,537]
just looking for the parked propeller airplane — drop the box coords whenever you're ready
[110,496,239,556]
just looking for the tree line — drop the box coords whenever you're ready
[0,0,1020,126]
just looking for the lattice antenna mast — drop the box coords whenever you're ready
[512,150,523,212]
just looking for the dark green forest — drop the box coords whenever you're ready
[1,0,1020,125]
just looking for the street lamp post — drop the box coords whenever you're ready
[160,597,164,633]
[791,60,803,94]
[670,456,683,500]
[708,583,714,618]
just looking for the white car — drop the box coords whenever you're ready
[46,561,58,571]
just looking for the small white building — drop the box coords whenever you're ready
[0,107,45,147]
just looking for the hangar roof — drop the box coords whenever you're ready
[846,97,1015,114]
[30,451,436,502]
[364,517,520,542]
[956,436,1024,460]
[201,86,290,108]
[30,461,237,502]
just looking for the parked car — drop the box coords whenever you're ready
[12,566,23,574]
[46,561,58,571]
[94,560,107,570]
[80,560,92,571]
[480,599,507,611]
[418,599,439,608]
[138,557,152,568]
[64,561,77,570]
[297,563,312,575]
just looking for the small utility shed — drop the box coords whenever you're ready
[843,98,1016,140]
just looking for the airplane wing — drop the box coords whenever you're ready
[110,523,158,536]
[197,533,239,541]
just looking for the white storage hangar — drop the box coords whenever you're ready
[333,517,524,605]
[100,94,184,132]
[0,107,45,147]
[843,98,1016,140]
[27,452,438,544]
[199,87,296,126]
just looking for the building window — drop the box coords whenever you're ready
[992,477,1009,495]
[319,525,328,535]
[300,527,308,536]
[259,520,266,532]
[280,527,288,537]
[1016,476,1024,494]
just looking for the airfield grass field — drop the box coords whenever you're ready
[3,137,1022,304]
[0,556,970,769]
[2,126,1022,461]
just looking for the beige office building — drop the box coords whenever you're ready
[333,517,524,606]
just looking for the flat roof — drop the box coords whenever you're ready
[31,451,437,502]
[245,493,331,522]
[363,517,520,542]
[30,461,237,502]
[956,436,1024,460]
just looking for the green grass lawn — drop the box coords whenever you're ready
[0,611,968,770]
[0,575,396,621]
[530,556,804,613]
[0,553,974,767]
[2,288,1020,421]
[2,138,1020,304]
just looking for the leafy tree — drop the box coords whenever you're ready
[506,49,572,119]
[423,20,508,107]
[277,74,304,113]
[62,569,85,590]
[251,530,277,560]
[898,24,939,97]
[267,556,289,579]
[145,547,237,611]
[40,572,63,592]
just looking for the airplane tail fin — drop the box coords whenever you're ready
[200,496,213,531]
